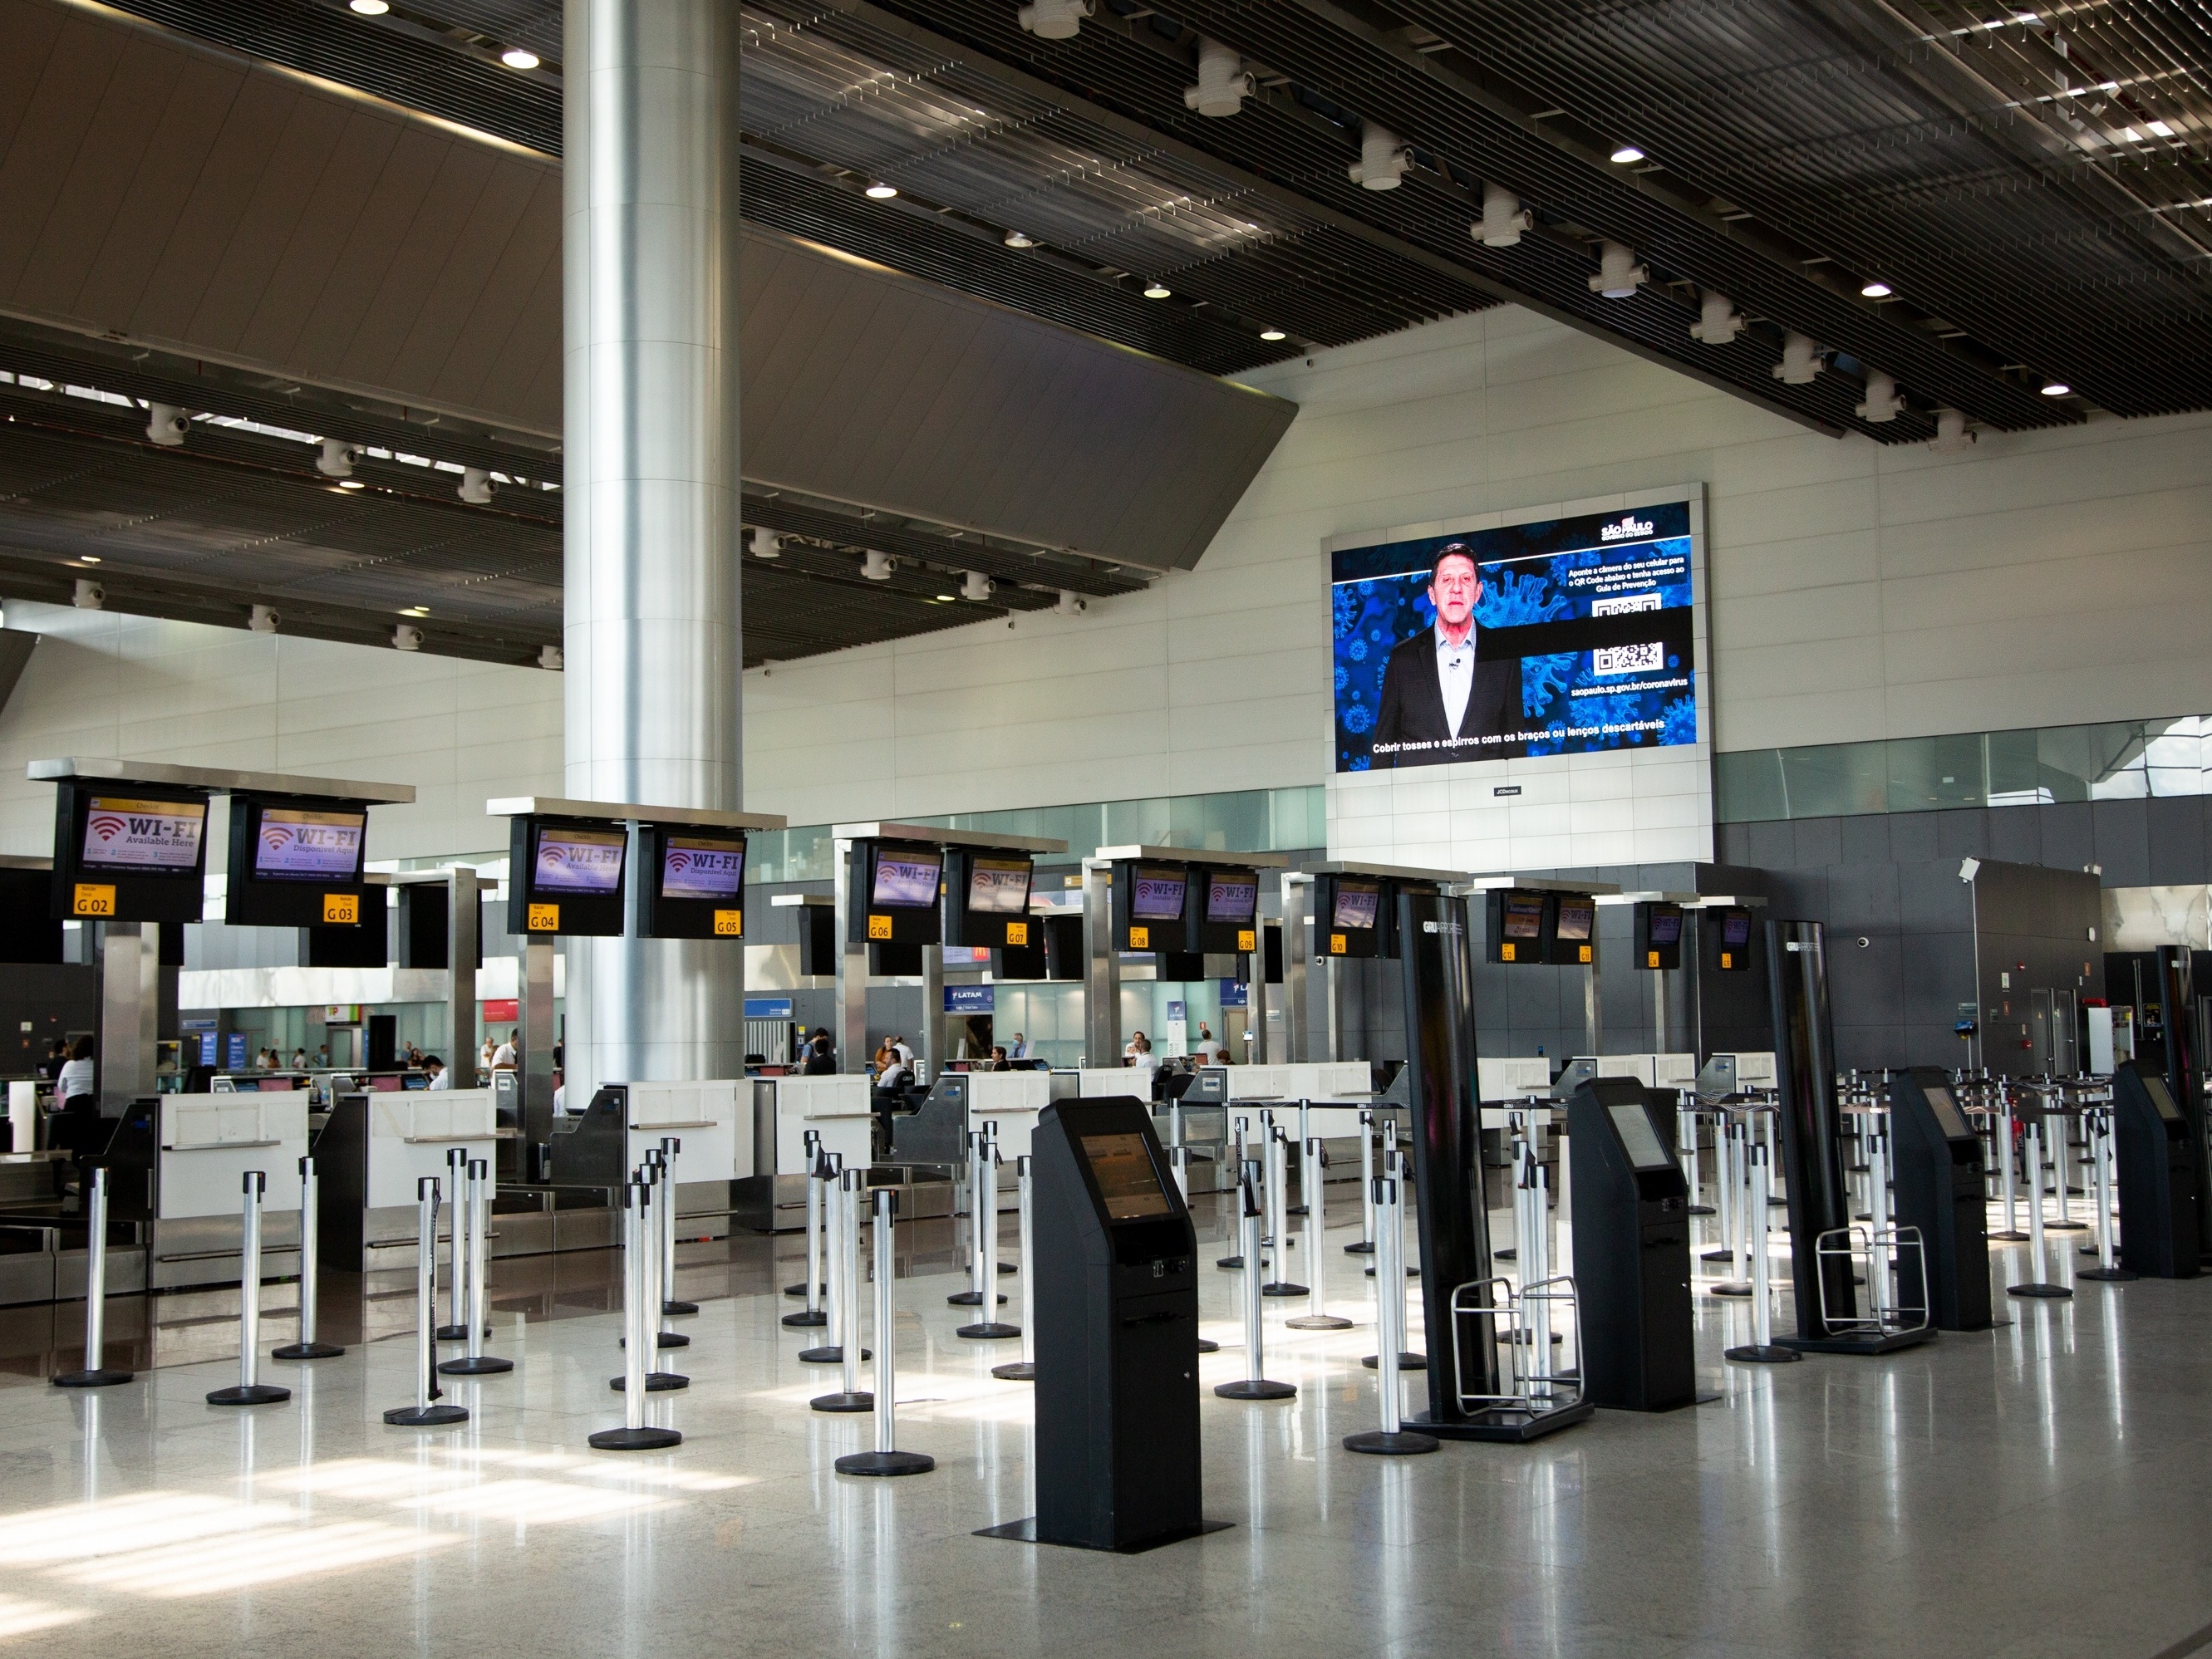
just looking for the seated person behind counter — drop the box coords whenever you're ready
[1124,1033,1162,1097]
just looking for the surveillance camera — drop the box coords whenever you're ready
[393,624,423,651]
[249,604,280,634]
[538,643,563,671]
[72,579,103,610]
[146,403,189,445]
[458,468,496,506]
[1055,590,1087,616]
[1857,935,1870,949]
[315,438,355,479]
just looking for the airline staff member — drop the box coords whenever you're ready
[424,1056,451,1090]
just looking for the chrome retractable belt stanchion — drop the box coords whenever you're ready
[1711,1117,1752,1296]
[1346,1109,1377,1256]
[1726,1140,1799,1364]
[1343,1162,1436,1455]
[1865,1117,1892,1325]
[993,1155,1038,1380]
[1362,1142,1427,1371]
[784,1129,826,1309]
[209,1171,290,1406]
[949,1127,1003,1308]
[642,1151,690,1350]
[1681,1097,1713,1216]
[1287,1135,1351,1332]
[384,1176,463,1425]
[1217,1114,1251,1269]
[1703,1112,1738,1263]
[799,1154,849,1364]
[959,1122,1020,1340]
[273,1156,343,1362]
[1991,1090,2026,1239]
[55,1166,131,1387]
[591,1179,680,1450]
[440,1158,512,1376]
[812,1167,873,1411]
[2008,1114,2072,1299]
[436,1147,469,1339]
[2080,1104,2135,1281]
[620,1160,689,1390]
[1216,1157,1295,1401]
[1261,1121,1305,1296]
[1289,1101,1311,1215]
[838,1187,934,1476]
[660,1136,700,1314]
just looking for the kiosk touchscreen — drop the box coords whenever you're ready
[226,793,373,929]
[1547,893,1597,966]
[1190,866,1260,955]
[1487,889,1551,965]
[1026,1097,1208,1551]
[2114,1059,2201,1279]
[1315,873,1392,959]
[52,782,210,923]
[636,826,747,940]
[1566,1078,1694,1411]
[1888,1068,1993,1329]
[942,849,1035,950]
[1112,861,1187,955]
[509,815,627,936]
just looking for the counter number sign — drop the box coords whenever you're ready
[1237,928,1256,953]
[322,892,359,925]
[867,913,892,940]
[714,909,742,937]
[1005,920,1028,946]
[1128,925,1149,950]
[1330,932,1347,955]
[72,882,116,918]
[528,901,560,932]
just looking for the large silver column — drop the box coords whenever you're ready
[564,0,745,1100]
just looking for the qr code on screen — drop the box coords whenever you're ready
[1591,642,1664,676]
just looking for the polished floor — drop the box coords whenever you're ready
[0,1181,2205,1659]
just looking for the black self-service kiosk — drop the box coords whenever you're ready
[1015,1097,1217,1552]
[2114,1058,2201,1279]
[1887,1068,1994,1330]
[1566,1078,1694,1411]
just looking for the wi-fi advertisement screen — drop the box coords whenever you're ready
[508,816,627,937]
[252,807,366,883]
[227,793,377,931]
[637,826,748,941]
[53,783,210,923]
[1331,499,1697,772]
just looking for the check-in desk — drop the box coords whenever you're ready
[103,1092,307,1289]
[316,1089,496,1272]
[887,1071,1049,1202]
[735,1074,877,1233]
[617,1081,750,1235]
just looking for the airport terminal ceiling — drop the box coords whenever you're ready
[2,0,2210,665]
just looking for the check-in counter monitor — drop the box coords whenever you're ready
[1634,902,1684,970]
[2115,1059,2201,1279]
[1567,1078,1694,1411]
[509,814,627,937]
[1547,893,1597,967]
[1189,866,1259,956]
[1031,1097,1205,1551]
[1888,1068,1993,1328]
[848,839,944,947]
[943,849,1035,951]
[1112,860,1187,955]
[1487,888,1552,966]
[1709,907,1754,973]
[634,826,746,940]
[51,782,210,925]
[1315,873,1392,960]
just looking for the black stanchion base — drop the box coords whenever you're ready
[2079,1266,2139,1281]
[209,1383,291,1406]
[1343,1240,1374,1255]
[1407,1401,1594,1443]
[1988,1230,2028,1241]
[810,1390,874,1412]
[435,1325,468,1342]
[439,1355,514,1376]
[53,1367,134,1388]
[799,1344,867,1364]
[1709,1282,1754,1298]
[662,1299,700,1316]
[1213,1378,1296,1400]
[1362,1266,1420,1279]
[1776,1328,1935,1356]
[1287,1205,1308,1217]
[1699,1247,1734,1262]
[1344,1428,1441,1455]
[1285,1314,1353,1331]
[2045,1221,2088,1232]
[621,1333,691,1349]
[1216,1255,1243,1269]
[957,1321,1020,1340]
[1360,1352,1427,1372]
[783,1281,825,1298]
[383,1403,466,1426]
[1688,1205,1716,1216]
[1197,1338,1220,1353]
[1725,1343,1803,1365]
[991,1360,1035,1381]
[780,1308,828,1328]
[272,1341,347,1361]
[1260,1283,1308,1298]
[610,1372,689,1391]
[2008,1283,2073,1298]
[975,1514,1232,1553]
[836,1448,934,1477]
[945,1290,1006,1307]
[1494,1247,1516,1261]
[589,1426,681,1451]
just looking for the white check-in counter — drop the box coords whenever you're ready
[962,1070,1050,1157]
[622,1080,750,1183]
[122,1092,312,1289]
[313,1089,498,1271]
[771,1075,874,1174]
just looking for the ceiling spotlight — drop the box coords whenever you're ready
[337,479,366,490]
[935,593,956,603]
[865,181,898,199]
[2040,378,2072,396]
[1772,331,1823,385]
[77,555,101,564]
[1610,145,1644,164]
[1929,407,1977,454]
[1259,327,1287,341]
[1183,38,1251,117]
[750,528,782,559]
[500,47,538,69]
[1349,121,1408,189]
[862,550,897,581]
[1018,0,1091,38]
[1689,291,1743,345]
[1474,182,1531,248]
[1587,240,1648,299]
[1143,282,1172,299]
[399,606,430,618]
[348,0,388,12]
[1004,229,1036,248]
[1855,369,1905,423]
[1861,280,1893,298]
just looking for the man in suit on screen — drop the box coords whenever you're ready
[1369,544,1521,767]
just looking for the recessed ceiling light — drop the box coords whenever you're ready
[1861,280,1892,297]
[1260,327,1287,341]
[1610,145,1644,164]
[865,181,898,199]
[337,479,366,489]
[936,593,956,602]
[500,47,539,70]
[77,555,101,564]
[1004,229,1036,248]
[399,606,430,618]
[1143,282,1172,299]
[2040,379,2072,396]
[348,0,388,12]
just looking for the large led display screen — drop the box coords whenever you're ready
[1331,500,1697,771]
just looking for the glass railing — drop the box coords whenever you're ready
[1715,714,2212,822]
[746,784,1328,884]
